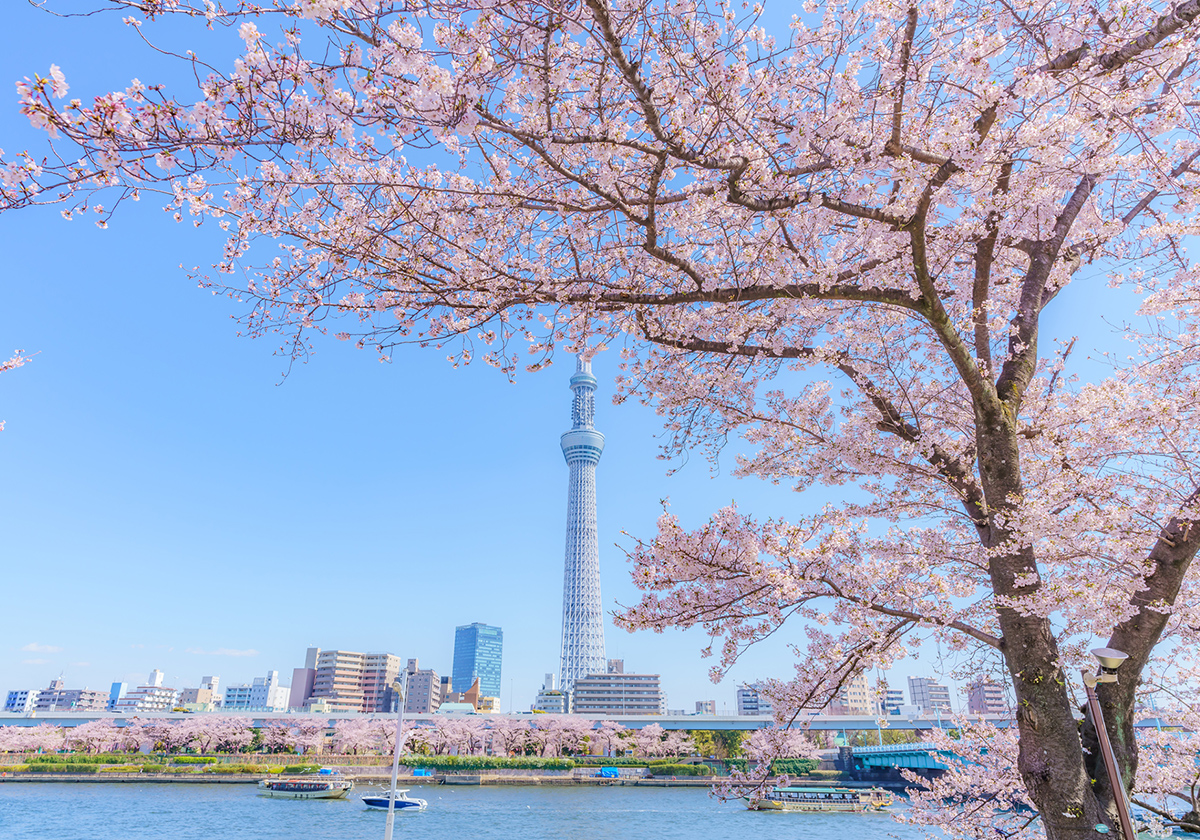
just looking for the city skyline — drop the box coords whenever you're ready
[5,647,994,717]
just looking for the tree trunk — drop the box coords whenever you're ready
[977,424,1122,840]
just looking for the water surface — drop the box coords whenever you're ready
[0,782,926,840]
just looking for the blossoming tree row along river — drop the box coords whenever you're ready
[0,718,802,760]
[4,0,1200,838]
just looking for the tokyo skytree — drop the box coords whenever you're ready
[558,355,607,693]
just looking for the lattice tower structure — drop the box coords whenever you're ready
[558,355,607,693]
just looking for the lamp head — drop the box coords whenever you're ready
[1091,648,1129,672]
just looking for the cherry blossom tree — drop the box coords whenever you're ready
[19,724,64,754]
[1130,722,1200,835]
[208,716,254,754]
[368,717,417,754]
[289,717,329,755]
[556,717,593,756]
[172,717,213,753]
[459,718,488,756]
[112,719,145,754]
[633,723,667,758]
[902,723,1038,840]
[65,720,121,754]
[427,718,466,755]
[486,717,529,756]
[333,718,375,755]
[140,721,189,753]
[0,724,62,754]
[6,1,1200,837]
[651,729,686,759]
[589,721,626,757]
[259,721,295,754]
[744,727,816,763]
[527,715,590,757]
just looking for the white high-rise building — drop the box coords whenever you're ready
[558,356,607,693]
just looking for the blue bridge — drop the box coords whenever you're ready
[847,742,951,772]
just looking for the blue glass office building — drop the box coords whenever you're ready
[452,623,503,696]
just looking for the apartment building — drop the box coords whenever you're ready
[290,647,403,713]
[966,679,1008,715]
[571,660,665,716]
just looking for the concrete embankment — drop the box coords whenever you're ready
[0,772,714,787]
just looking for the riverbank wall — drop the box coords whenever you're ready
[0,771,911,791]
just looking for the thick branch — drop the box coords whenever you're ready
[995,174,1097,407]
[1095,0,1200,71]
[883,5,921,158]
[637,325,990,535]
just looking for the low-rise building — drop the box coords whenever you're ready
[532,673,568,714]
[441,677,481,710]
[435,702,477,714]
[33,679,109,712]
[4,689,40,713]
[179,676,221,711]
[571,660,665,716]
[695,700,717,715]
[113,670,179,713]
[223,671,288,711]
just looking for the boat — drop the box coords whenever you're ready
[361,788,428,811]
[257,768,354,800]
[744,785,893,812]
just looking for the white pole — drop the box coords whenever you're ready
[384,676,407,840]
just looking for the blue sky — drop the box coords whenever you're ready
[0,3,1136,714]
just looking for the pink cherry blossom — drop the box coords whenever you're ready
[4,2,1200,837]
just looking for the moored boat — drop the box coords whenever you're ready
[257,768,354,800]
[361,788,428,811]
[744,785,893,812]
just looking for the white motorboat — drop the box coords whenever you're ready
[361,788,428,811]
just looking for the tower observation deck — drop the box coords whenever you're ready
[558,355,606,693]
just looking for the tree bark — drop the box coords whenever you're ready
[975,419,1120,840]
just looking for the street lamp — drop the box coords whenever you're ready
[1082,647,1136,840]
[383,673,408,840]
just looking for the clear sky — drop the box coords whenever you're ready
[0,3,1130,714]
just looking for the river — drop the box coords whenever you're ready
[0,782,931,840]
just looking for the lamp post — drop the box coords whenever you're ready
[383,673,408,840]
[1082,647,1136,840]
